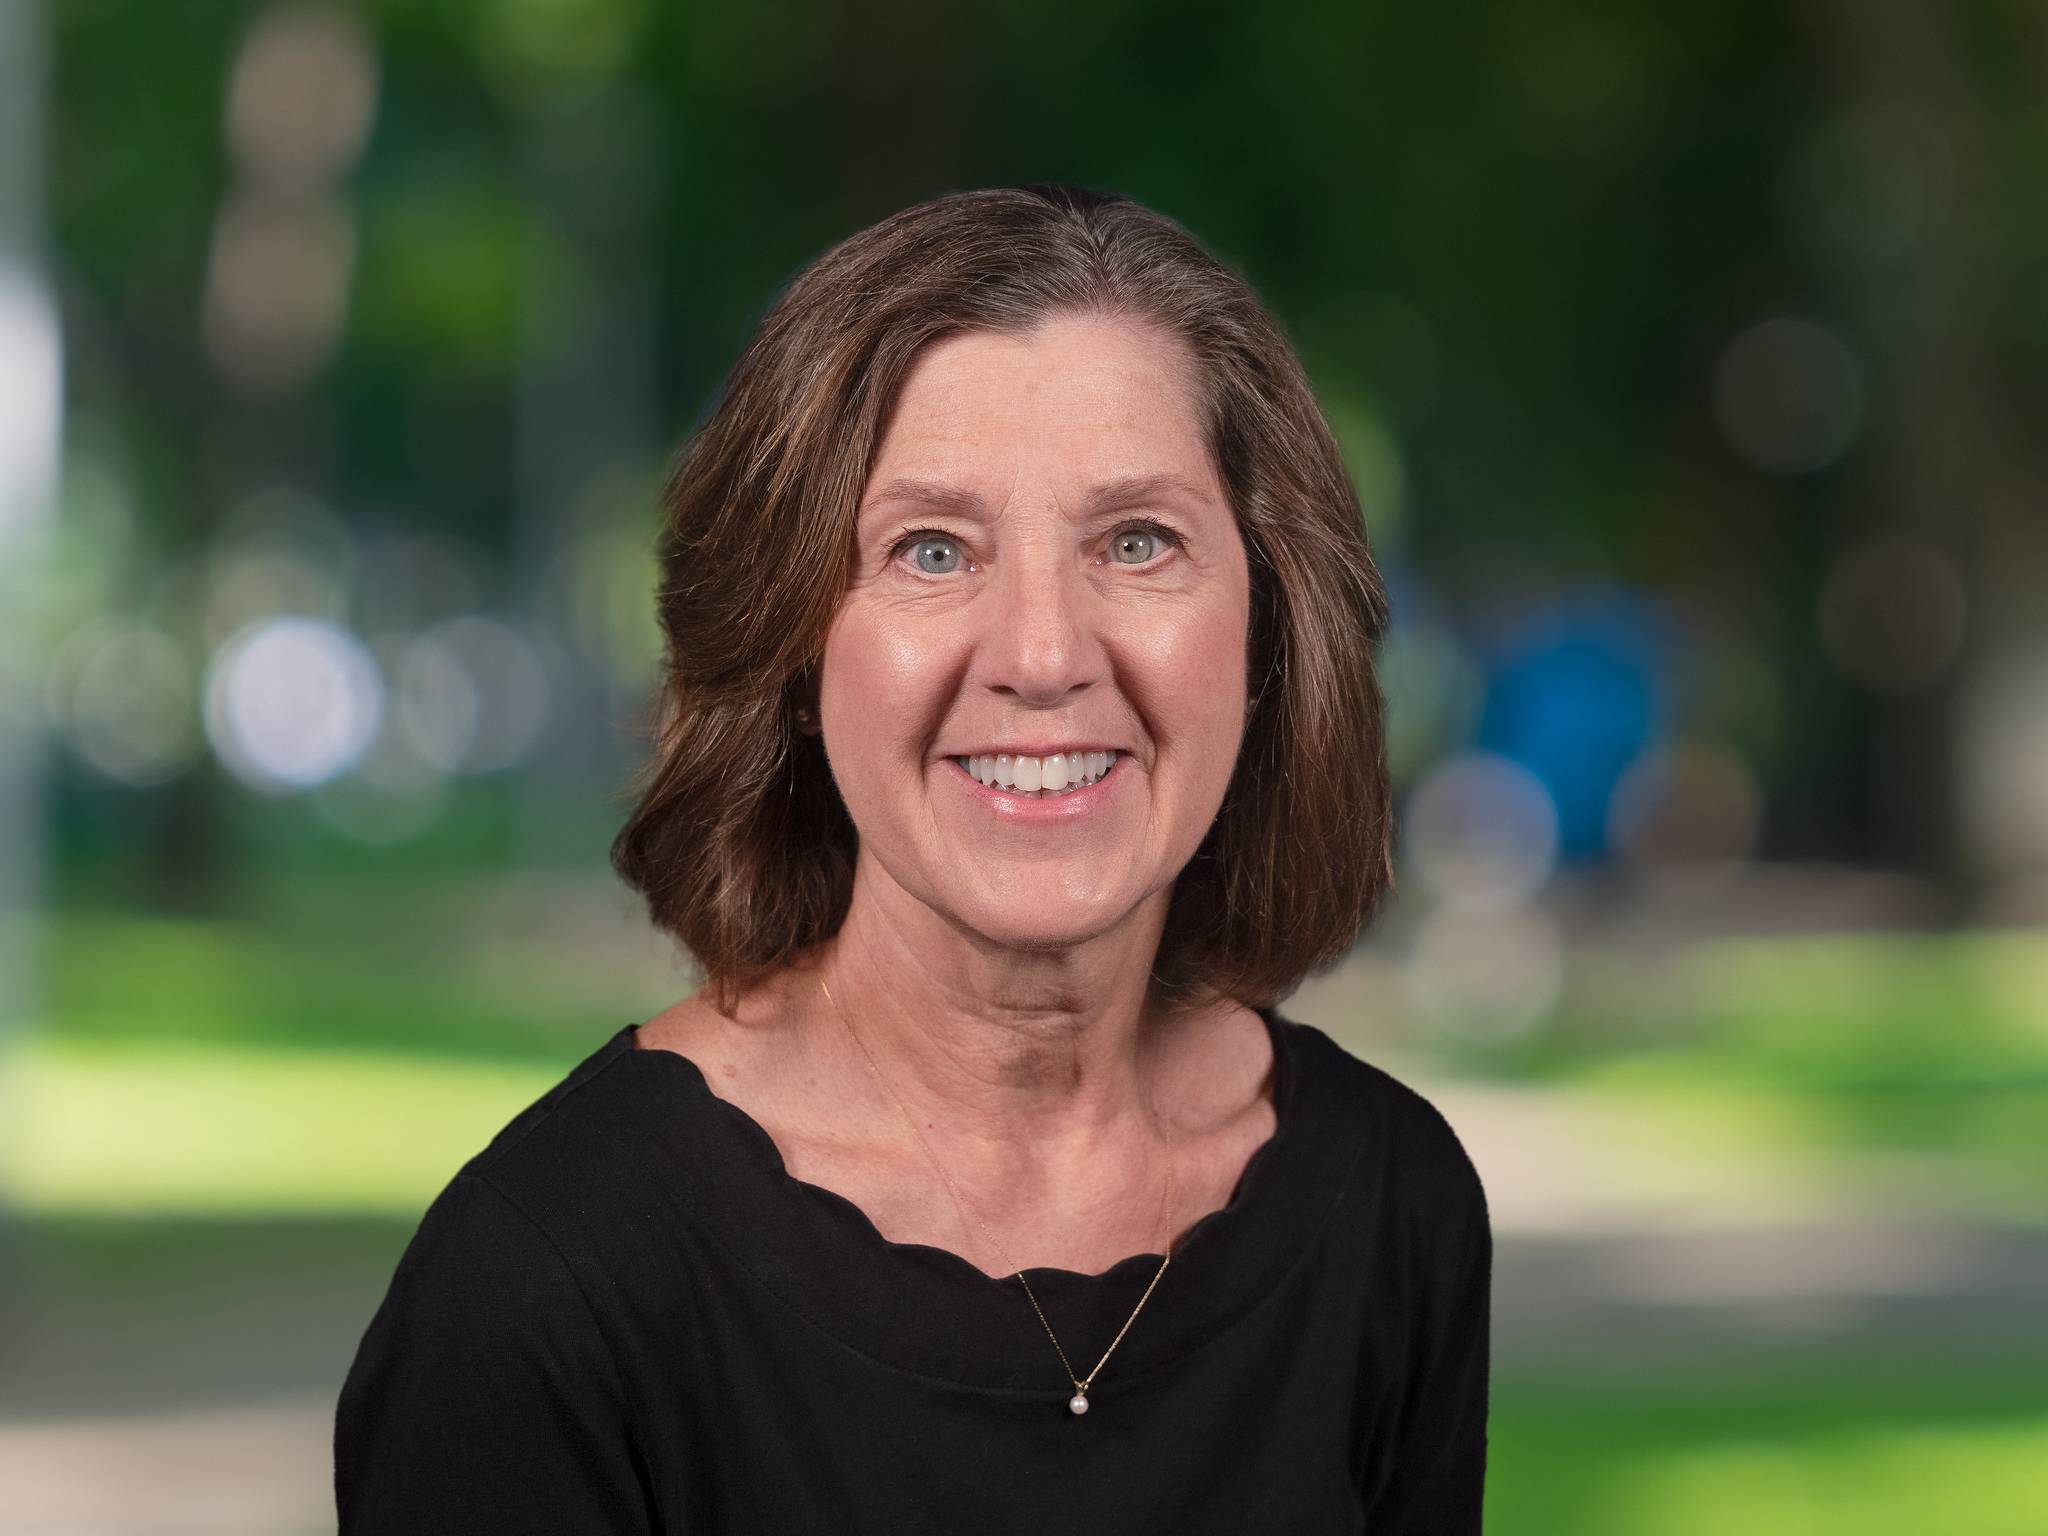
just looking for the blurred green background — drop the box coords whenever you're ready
[2,1,2045,1530]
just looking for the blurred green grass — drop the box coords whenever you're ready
[7,901,2042,1217]
[1490,1364,2048,1536]
[5,1035,562,1213]
[21,884,666,1064]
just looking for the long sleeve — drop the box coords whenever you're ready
[1364,1129,1493,1532]
[334,1172,657,1535]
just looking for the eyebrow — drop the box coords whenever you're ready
[858,471,1213,525]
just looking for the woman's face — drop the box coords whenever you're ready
[816,312,1252,957]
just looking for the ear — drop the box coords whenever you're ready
[789,667,824,735]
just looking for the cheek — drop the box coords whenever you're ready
[818,614,948,766]
[1199,623,1252,757]
[1138,596,1251,737]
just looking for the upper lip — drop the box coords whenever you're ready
[946,744,1122,758]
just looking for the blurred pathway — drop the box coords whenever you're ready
[0,1400,335,1536]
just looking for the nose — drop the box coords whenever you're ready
[979,530,1102,706]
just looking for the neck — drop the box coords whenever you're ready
[798,866,1191,1192]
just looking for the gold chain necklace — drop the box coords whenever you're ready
[816,971,1177,1417]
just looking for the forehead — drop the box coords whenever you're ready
[865,314,1215,496]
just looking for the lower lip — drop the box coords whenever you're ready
[945,757,1125,821]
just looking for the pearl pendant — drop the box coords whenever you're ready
[1068,1392,1089,1415]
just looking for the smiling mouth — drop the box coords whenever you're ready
[950,750,1119,798]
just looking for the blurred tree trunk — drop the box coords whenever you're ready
[1801,0,2044,908]
[834,0,968,226]
[512,89,664,869]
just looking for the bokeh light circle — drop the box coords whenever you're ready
[1405,904,1565,1044]
[1403,751,1561,912]
[52,621,204,786]
[1712,316,1863,474]
[203,616,384,792]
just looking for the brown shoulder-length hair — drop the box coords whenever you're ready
[612,183,1395,1015]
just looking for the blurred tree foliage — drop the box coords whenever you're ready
[43,0,2048,902]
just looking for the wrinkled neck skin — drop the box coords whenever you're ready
[784,849,1199,1205]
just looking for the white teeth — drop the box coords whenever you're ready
[957,749,1117,795]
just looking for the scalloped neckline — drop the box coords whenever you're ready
[626,1004,1294,1289]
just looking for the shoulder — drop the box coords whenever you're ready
[342,1171,625,1411]
[633,990,760,1084]
[455,1023,650,1185]
[425,1019,694,1272]
[408,1019,654,1280]
[1276,1010,1490,1231]
[336,1170,648,1529]
[380,1170,587,1315]
[353,1024,691,1368]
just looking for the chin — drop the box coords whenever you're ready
[954,898,1119,955]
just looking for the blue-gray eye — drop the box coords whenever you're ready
[909,535,962,574]
[1111,527,1161,565]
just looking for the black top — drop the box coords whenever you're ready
[334,1007,1491,1533]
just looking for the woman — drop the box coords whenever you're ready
[335,184,1490,1534]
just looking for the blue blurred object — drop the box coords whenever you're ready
[1473,588,1672,861]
